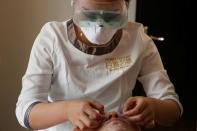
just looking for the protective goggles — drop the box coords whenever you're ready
[72,0,128,29]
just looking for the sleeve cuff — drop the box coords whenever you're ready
[24,101,42,129]
[161,97,183,117]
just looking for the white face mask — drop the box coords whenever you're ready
[80,25,117,45]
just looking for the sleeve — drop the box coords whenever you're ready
[15,22,55,128]
[137,33,183,115]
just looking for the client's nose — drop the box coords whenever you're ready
[108,112,118,119]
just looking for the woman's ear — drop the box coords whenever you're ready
[125,2,129,8]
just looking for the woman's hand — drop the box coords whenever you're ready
[65,99,105,130]
[122,96,155,128]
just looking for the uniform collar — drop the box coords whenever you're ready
[67,19,122,56]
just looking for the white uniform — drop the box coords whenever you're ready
[16,19,182,131]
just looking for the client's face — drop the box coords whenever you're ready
[73,112,140,131]
[98,112,139,131]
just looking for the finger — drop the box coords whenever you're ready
[123,97,148,116]
[89,100,104,114]
[73,126,81,131]
[80,112,98,128]
[75,120,86,130]
[126,107,150,123]
[84,106,102,121]
[123,99,147,116]
[144,119,155,128]
[137,113,153,126]
[142,117,154,128]
[141,110,154,126]
[123,97,136,112]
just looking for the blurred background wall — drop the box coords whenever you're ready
[0,0,71,130]
[0,0,136,130]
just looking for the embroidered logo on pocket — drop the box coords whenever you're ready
[105,56,132,71]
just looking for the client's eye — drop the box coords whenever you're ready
[108,114,113,119]
[107,112,118,119]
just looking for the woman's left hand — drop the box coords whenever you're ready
[122,96,155,128]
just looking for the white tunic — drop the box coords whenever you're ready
[16,19,182,131]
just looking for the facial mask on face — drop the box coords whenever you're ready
[80,25,117,45]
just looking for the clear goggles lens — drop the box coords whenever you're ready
[72,1,128,29]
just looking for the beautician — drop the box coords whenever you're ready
[16,0,183,130]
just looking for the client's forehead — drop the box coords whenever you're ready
[98,113,140,131]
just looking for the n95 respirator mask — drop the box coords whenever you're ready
[72,0,128,44]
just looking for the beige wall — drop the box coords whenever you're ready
[0,0,136,130]
[0,0,71,130]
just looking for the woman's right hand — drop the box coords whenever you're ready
[64,99,105,130]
